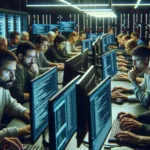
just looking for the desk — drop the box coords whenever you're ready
[6,75,148,150]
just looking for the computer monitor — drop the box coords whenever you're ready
[76,66,97,147]
[48,75,80,150]
[30,67,58,143]
[100,33,109,54]
[82,48,89,72]
[101,50,117,79]
[109,34,115,45]
[87,75,111,150]
[48,24,60,31]
[32,24,48,34]
[82,38,93,52]
[59,21,76,32]
[63,53,82,86]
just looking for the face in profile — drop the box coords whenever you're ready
[37,41,48,52]
[0,40,8,50]
[0,61,16,89]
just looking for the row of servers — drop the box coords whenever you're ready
[0,8,28,39]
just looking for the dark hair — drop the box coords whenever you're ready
[0,50,17,67]
[52,28,59,33]
[10,31,20,40]
[131,32,139,38]
[79,30,86,36]
[131,46,150,58]
[123,34,131,40]
[107,27,113,33]
[35,35,49,45]
[16,41,36,56]
[54,35,66,46]
[117,33,124,38]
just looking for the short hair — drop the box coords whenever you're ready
[68,31,78,41]
[107,27,113,33]
[131,32,139,38]
[54,35,66,46]
[126,39,137,49]
[35,35,49,45]
[0,49,17,67]
[10,31,20,40]
[117,33,124,39]
[21,31,28,39]
[0,36,7,44]
[52,28,59,33]
[16,41,36,56]
[131,46,150,58]
[47,31,55,37]
[123,34,131,41]
[79,30,86,36]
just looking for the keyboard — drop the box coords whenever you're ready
[23,144,43,150]
[108,119,121,143]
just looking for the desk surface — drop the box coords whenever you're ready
[6,74,148,150]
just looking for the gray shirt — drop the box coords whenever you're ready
[0,88,27,138]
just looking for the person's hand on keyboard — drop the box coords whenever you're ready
[112,86,128,93]
[23,110,30,122]
[115,131,141,145]
[117,112,137,120]
[18,125,31,137]
[120,117,142,131]
[111,91,128,102]
[0,137,24,150]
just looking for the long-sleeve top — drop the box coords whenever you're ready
[45,45,68,63]
[35,51,51,74]
[136,111,150,136]
[128,73,150,107]
[0,88,27,139]
[137,39,145,46]
[66,41,75,54]
[9,66,36,103]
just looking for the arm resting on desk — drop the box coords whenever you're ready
[0,127,18,138]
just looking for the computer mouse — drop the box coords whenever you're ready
[115,98,123,105]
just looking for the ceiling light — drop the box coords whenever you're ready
[134,0,141,9]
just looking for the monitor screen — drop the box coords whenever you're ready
[82,39,93,52]
[76,66,97,147]
[59,21,76,32]
[48,24,60,31]
[49,75,80,150]
[109,34,115,44]
[101,50,117,79]
[100,34,109,54]
[63,53,82,86]
[30,67,58,143]
[32,24,48,34]
[87,76,111,150]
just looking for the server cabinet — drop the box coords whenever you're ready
[0,12,6,37]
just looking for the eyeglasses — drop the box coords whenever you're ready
[24,54,36,59]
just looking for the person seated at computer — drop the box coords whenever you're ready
[8,31,20,50]
[0,36,8,50]
[0,137,24,150]
[107,27,114,34]
[52,28,59,36]
[131,31,145,46]
[115,111,150,145]
[0,50,30,139]
[9,41,39,103]
[117,39,137,72]
[35,34,64,71]
[47,31,56,47]
[75,30,86,47]
[45,35,70,63]
[20,31,29,42]
[66,31,81,56]
[109,33,124,50]
[112,46,150,107]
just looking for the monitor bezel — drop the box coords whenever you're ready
[48,75,80,150]
[30,67,58,144]
[87,75,112,150]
